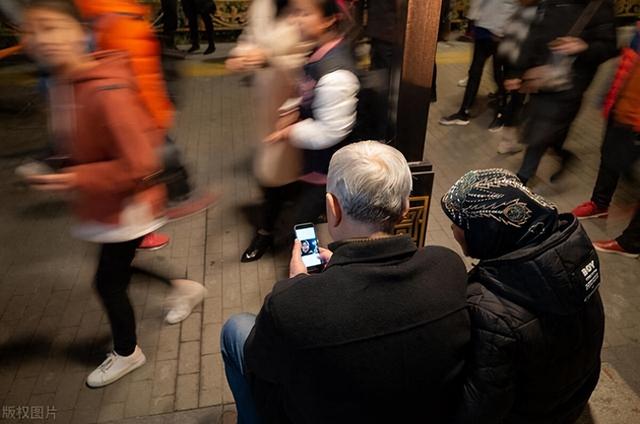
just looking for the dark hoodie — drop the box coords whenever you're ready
[455,214,604,424]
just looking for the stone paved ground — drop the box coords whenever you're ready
[0,40,639,423]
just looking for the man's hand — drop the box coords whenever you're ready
[289,239,308,278]
[549,37,588,56]
[26,172,77,192]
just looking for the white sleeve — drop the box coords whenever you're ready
[289,70,359,151]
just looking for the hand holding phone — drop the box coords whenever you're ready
[292,223,323,275]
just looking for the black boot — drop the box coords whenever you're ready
[241,233,274,263]
[203,43,216,55]
[187,44,200,53]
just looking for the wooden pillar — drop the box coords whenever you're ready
[390,0,442,162]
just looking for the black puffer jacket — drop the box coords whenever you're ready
[456,214,605,424]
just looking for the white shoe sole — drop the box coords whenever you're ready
[497,145,524,154]
[439,119,470,126]
[593,244,639,258]
[86,354,146,388]
[576,213,609,220]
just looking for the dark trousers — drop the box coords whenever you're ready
[459,37,504,113]
[161,0,178,44]
[182,0,215,47]
[95,238,143,357]
[503,92,525,127]
[590,121,639,208]
[518,92,584,180]
[260,182,327,233]
[618,207,640,253]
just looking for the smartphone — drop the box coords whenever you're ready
[294,223,323,273]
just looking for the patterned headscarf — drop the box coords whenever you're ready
[441,169,559,259]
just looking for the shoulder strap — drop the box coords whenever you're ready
[566,0,605,37]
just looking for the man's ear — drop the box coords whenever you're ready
[326,193,342,228]
[400,198,410,220]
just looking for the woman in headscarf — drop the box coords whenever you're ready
[442,169,604,424]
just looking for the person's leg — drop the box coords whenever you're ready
[591,121,627,209]
[95,238,143,356]
[291,183,328,226]
[201,8,216,54]
[182,0,199,51]
[616,207,640,254]
[161,0,178,49]
[459,37,493,113]
[242,184,289,262]
[221,313,262,424]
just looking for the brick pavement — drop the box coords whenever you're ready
[0,41,639,423]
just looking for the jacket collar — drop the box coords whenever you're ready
[326,235,417,268]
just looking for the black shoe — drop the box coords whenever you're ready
[516,174,529,185]
[488,114,504,132]
[241,233,273,263]
[439,111,470,126]
[187,44,200,53]
[550,149,577,182]
[203,44,216,55]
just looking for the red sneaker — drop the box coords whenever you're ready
[593,240,639,258]
[572,201,608,220]
[138,232,170,251]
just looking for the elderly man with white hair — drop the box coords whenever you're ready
[220,141,471,424]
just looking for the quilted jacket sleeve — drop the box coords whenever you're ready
[454,283,519,424]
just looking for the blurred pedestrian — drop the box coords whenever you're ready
[182,0,216,54]
[226,0,311,189]
[573,22,640,258]
[439,0,518,129]
[443,169,604,423]
[20,0,204,387]
[509,0,617,185]
[240,0,359,263]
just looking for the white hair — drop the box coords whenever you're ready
[327,141,412,230]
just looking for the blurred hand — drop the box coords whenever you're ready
[275,110,300,131]
[289,239,308,278]
[225,57,247,72]
[504,78,522,91]
[519,66,552,93]
[549,37,588,55]
[243,48,268,69]
[27,172,77,191]
[263,127,291,144]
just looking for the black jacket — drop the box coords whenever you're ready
[245,235,470,424]
[456,214,605,424]
[513,0,617,93]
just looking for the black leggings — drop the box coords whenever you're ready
[459,36,504,113]
[260,182,327,234]
[95,237,143,357]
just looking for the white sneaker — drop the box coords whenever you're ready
[497,127,524,154]
[86,346,146,388]
[165,279,207,325]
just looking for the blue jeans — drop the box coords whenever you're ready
[221,313,263,424]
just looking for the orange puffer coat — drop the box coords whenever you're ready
[75,0,175,130]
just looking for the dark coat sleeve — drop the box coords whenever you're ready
[243,276,303,423]
[574,1,618,69]
[454,284,519,424]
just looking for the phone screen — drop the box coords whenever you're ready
[294,224,322,269]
